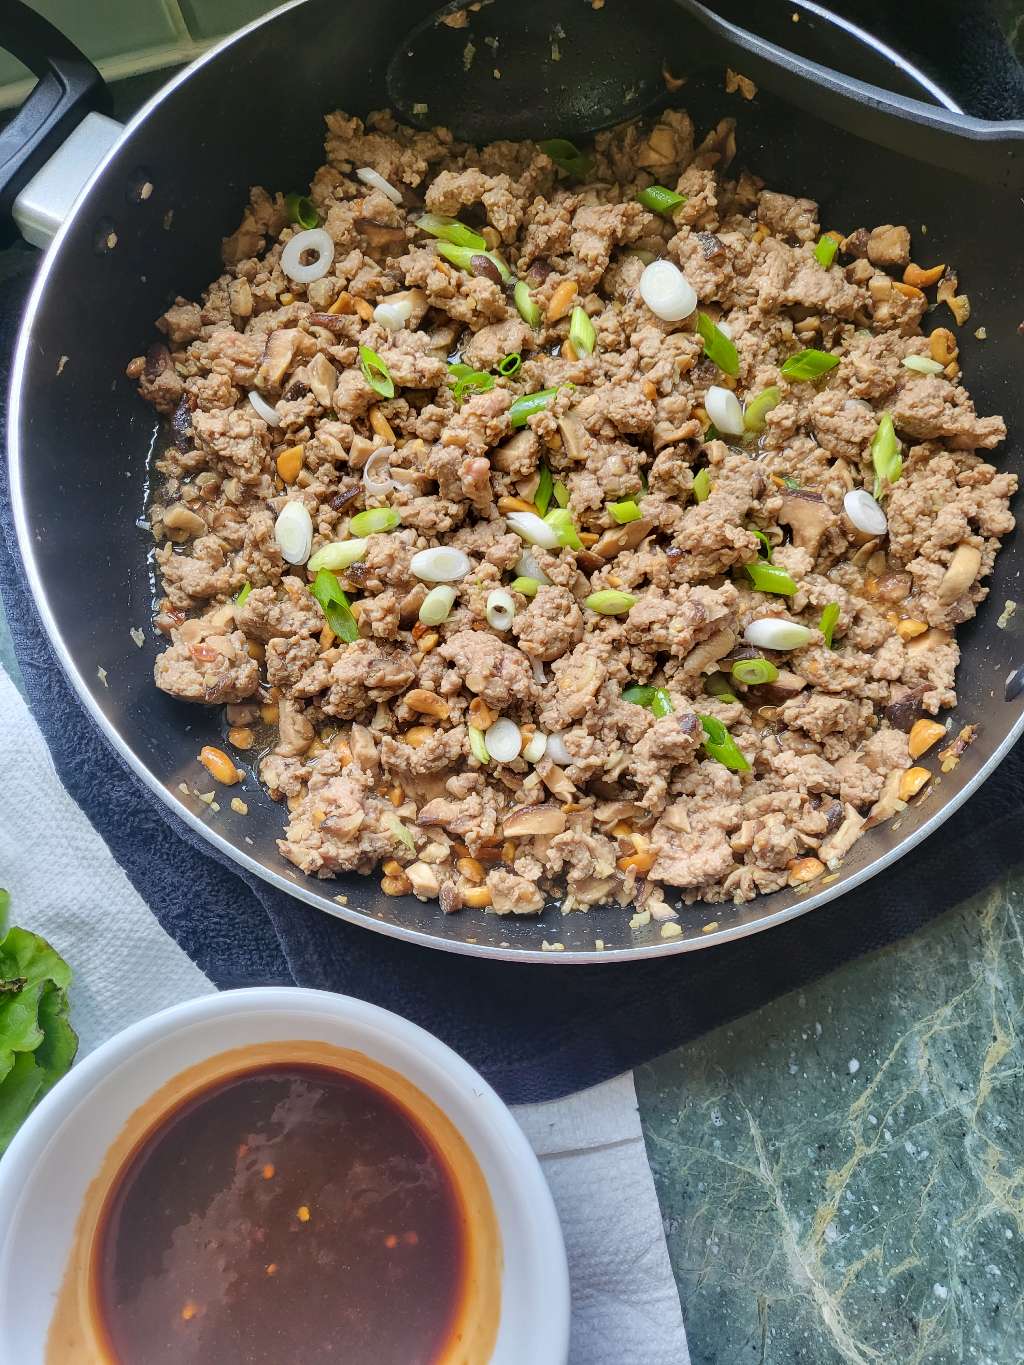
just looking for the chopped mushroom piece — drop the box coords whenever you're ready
[777,491,836,557]
[502,803,568,837]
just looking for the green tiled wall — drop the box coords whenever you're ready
[174,0,274,41]
[0,0,280,107]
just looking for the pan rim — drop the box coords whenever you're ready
[8,0,1024,963]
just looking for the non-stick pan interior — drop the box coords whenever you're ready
[11,0,1024,961]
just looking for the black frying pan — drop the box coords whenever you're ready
[3,0,1023,962]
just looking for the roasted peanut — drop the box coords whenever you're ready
[896,619,928,641]
[405,725,435,749]
[787,856,826,886]
[497,496,539,514]
[416,631,440,654]
[903,262,945,288]
[369,407,395,442]
[908,718,946,759]
[276,445,303,482]
[405,688,450,719]
[457,856,485,884]
[617,850,656,873]
[227,726,254,750]
[468,698,497,730]
[546,278,578,321]
[381,873,412,896]
[461,884,493,907]
[929,326,958,365]
[898,766,932,801]
[199,746,241,785]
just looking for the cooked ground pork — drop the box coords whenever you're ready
[134,104,1013,917]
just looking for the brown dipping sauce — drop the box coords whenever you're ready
[49,1045,501,1365]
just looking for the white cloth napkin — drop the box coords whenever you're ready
[0,663,688,1364]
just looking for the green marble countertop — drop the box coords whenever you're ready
[4,584,1021,1363]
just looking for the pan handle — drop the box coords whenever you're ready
[682,0,1024,193]
[0,0,113,247]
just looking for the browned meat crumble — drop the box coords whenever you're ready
[131,105,1013,917]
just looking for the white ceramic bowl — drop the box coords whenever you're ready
[0,987,570,1364]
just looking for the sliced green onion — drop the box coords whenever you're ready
[696,312,739,377]
[497,351,522,377]
[285,193,319,230]
[650,688,674,717]
[704,673,740,705]
[514,279,542,327]
[584,590,636,615]
[436,243,511,280]
[781,475,801,490]
[745,561,797,595]
[235,581,252,606]
[609,499,642,524]
[813,233,839,269]
[819,601,840,649]
[415,212,487,250]
[310,568,360,643]
[623,684,675,717]
[383,812,416,853]
[553,480,569,508]
[359,344,394,398]
[749,527,773,561]
[447,362,495,404]
[511,576,540,598]
[693,468,712,503]
[538,137,594,179]
[468,725,490,764]
[569,306,596,356]
[903,354,945,376]
[535,463,554,515]
[308,537,369,574]
[743,385,781,433]
[486,588,516,631]
[870,412,902,500]
[780,349,840,381]
[731,657,779,686]
[349,507,401,536]
[510,387,559,428]
[544,507,582,550]
[636,184,686,216]
[699,715,751,772]
[623,684,656,707]
[419,585,457,625]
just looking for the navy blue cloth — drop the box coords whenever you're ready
[3,237,1024,1102]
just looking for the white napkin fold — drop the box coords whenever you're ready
[0,663,688,1364]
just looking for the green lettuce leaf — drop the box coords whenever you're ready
[0,907,76,1153]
